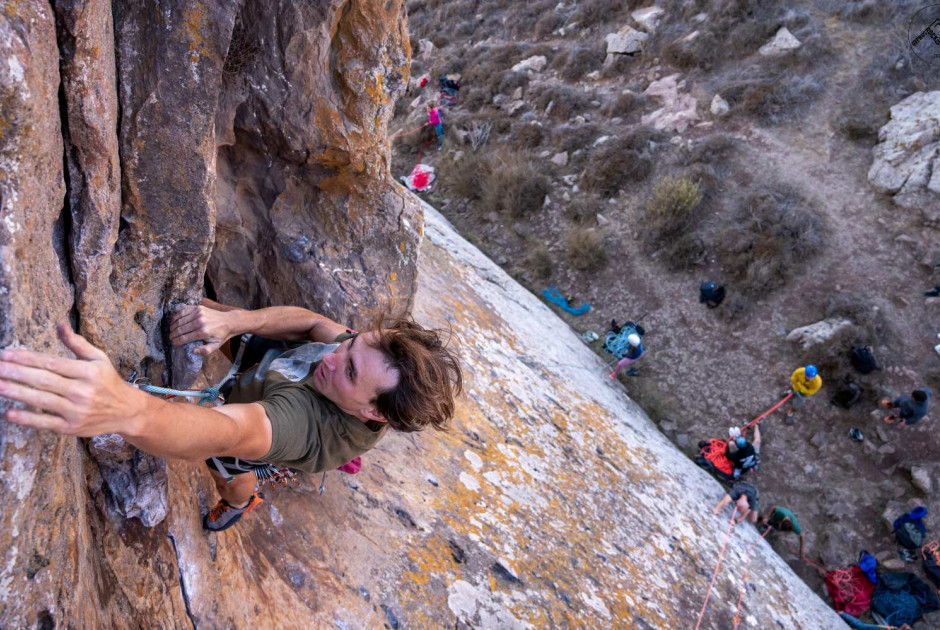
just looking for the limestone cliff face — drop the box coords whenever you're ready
[0,1,842,628]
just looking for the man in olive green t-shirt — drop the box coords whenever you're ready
[0,298,462,533]
[762,505,805,559]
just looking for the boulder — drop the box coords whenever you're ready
[511,55,547,74]
[911,464,933,494]
[759,27,802,57]
[605,25,648,59]
[785,318,853,350]
[867,91,940,209]
[631,6,665,33]
[641,74,700,133]
[710,94,730,117]
[550,152,569,166]
[418,38,436,59]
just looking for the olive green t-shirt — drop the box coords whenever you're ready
[226,333,387,473]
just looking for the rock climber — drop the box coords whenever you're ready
[0,298,463,532]
[713,481,760,525]
[881,387,932,426]
[426,101,444,151]
[761,504,805,559]
[785,364,822,424]
[726,424,760,479]
[607,319,646,378]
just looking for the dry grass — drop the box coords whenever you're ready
[601,91,645,118]
[566,228,609,271]
[563,196,599,224]
[513,123,545,149]
[534,85,590,121]
[439,152,491,201]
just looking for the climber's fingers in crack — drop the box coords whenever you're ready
[3,407,69,434]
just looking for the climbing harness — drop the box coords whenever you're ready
[695,506,738,630]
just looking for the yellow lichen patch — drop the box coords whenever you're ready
[390,272,397,282]
[401,534,454,587]
[181,3,209,56]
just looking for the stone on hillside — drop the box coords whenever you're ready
[493,94,509,108]
[710,94,729,117]
[759,27,802,57]
[641,74,700,133]
[508,100,526,116]
[511,55,547,74]
[911,465,933,494]
[550,152,569,166]
[605,25,648,60]
[631,6,665,33]
[418,38,436,59]
[868,91,940,209]
[785,318,852,350]
[511,86,523,100]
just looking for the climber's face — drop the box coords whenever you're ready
[312,332,399,423]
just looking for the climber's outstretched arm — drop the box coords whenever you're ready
[0,323,272,461]
[170,298,347,355]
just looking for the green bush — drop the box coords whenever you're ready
[641,177,705,271]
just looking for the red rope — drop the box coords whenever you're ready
[741,392,792,434]
[732,527,773,629]
[696,506,739,630]
[388,123,428,139]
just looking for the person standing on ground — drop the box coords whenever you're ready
[713,481,760,525]
[786,364,822,424]
[761,505,805,559]
[881,387,932,426]
[426,102,444,151]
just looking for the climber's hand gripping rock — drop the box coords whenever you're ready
[0,322,145,437]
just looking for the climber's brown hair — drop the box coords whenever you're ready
[365,314,462,432]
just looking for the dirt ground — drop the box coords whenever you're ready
[394,2,940,622]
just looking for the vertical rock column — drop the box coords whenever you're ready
[110,0,236,385]
[209,0,421,325]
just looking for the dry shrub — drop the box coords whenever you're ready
[528,246,554,279]
[683,134,736,166]
[601,91,645,118]
[513,123,544,149]
[534,85,590,121]
[535,13,563,38]
[564,196,599,224]
[498,71,529,95]
[575,0,643,28]
[580,128,662,197]
[714,187,826,298]
[440,152,491,201]
[566,228,609,271]
[720,68,823,125]
[461,89,487,112]
[482,152,551,217]
[554,123,602,153]
[560,45,602,81]
[832,43,939,143]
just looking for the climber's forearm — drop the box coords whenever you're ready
[122,394,271,461]
[225,306,346,343]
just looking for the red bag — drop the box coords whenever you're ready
[337,457,362,475]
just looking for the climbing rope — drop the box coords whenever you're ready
[740,392,793,434]
[695,506,739,630]
[136,383,221,406]
[388,123,428,139]
[732,527,773,629]
[700,438,735,476]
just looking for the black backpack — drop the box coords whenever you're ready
[850,346,879,374]
[896,521,926,549]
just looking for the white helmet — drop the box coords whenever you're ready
[627,334,641,347]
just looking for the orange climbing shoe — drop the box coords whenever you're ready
[203,493,264,532]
